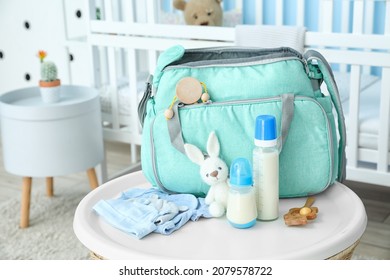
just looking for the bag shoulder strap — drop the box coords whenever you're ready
[304,50,347,183]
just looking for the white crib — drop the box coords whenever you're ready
[82,0,390,187]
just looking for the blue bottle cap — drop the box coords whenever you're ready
[254,115,278,147]
[229,158,252,187]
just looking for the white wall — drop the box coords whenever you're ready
[0,0,90,95]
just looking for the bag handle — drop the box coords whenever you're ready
[167,93,295,155]
[304,50,347,182]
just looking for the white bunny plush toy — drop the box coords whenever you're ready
[184,131,229,217]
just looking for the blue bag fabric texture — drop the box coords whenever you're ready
[93,188,212,239]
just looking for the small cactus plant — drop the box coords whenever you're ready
[37,50,60,83]
[41,61,58,82]
[37,50,61,103]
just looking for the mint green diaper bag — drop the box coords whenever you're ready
[139,45,346,198]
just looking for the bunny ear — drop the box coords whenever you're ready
[207,131,220,157]
[184,143,205,165]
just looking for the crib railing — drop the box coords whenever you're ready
[82,0,390,187]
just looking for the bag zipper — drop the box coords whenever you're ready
[178,95,281,108]
[179,46,303,58]
[165,57,309,74]
[163,47,309,74]
[149,95,334,193]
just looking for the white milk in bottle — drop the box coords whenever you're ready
[226,158,257,229]
[253,115,279,221]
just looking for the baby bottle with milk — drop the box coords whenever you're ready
[226,158,257,229]
[253,115,279,221]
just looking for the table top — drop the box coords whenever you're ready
[0,85,99,121]
[73,171,367,260]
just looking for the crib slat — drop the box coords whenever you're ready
[121,0,134,22]
[127,49,142,162]
[85,0,108,89]
[352,0,364,33]
[362,0,375,75]
[275,0,283,26]
[347,65,362,168]
[340,1,351,72]
[341,0,350,33]
[319,0,333,33]
[146,0,158,76]
[102,0,121,130]
[85,0,100,87]
[338,0,351,73]
[386,1,390,34]
[103,0,113,20]
[296,0,305,27]
[378,2,390,172]
[378,68,390,172]
[147,52,157,75]
[107,47,120,130]
[364,0,374,35]
[97,47,108,86]
[255,0,263,25]
[134,0,147,22]
[122,0,141,162]
[146,0,156,24]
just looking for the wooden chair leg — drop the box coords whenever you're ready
[46,177,54,197]
[87,168,99,189]
[20,177,32,228]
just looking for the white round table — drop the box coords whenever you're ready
[0,85,104,228]
[73,171,367,260]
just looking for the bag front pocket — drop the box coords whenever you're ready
[147,95,336,197]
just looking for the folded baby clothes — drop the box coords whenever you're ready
[93,188,211,239]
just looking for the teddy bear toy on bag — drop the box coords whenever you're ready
[173,0,223,26]
[184,131,229,217]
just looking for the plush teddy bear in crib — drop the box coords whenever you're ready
[184,131,229,217]
[173,0,223,26]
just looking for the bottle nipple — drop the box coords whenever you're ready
[230,158,252,187]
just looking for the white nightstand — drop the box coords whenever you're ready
[0,85,104,228]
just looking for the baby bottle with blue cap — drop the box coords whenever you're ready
[253,115,279,221]
[226,158,257,229]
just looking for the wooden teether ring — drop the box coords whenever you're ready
[176,77,203,104]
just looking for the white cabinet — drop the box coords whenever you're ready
[0,0,91,94]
